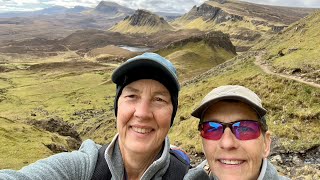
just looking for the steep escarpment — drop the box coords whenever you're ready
[171,0,317,51]
[109,9,174,34]
[181,3,243,23]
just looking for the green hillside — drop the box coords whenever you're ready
[171,0,317,52]
[156,41,235,81]
[0,62,118,169]
[0,6,319,179]
[169,54,320,153]
[0,34,236,169]
[254,11,320,80]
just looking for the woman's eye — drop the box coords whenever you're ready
[155,97,166,102]
[126,94,137,99]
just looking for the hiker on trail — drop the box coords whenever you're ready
[0,52,190,180]
[184,85,289,180]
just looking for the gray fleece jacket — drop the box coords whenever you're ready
[0,134,171,180]
[183,159,290,180]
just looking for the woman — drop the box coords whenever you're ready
[0,53,189,180]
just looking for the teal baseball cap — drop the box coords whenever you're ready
[111,52,180,126]
[112,52,179,92]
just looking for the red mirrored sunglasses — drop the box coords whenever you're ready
[198,120,262,140]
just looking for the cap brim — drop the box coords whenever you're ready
[191,95,267,120]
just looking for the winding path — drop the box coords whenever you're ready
[254,52,320,89]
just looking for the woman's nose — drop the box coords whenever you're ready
[134,99,153,120]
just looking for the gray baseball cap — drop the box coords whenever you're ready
[192,85,267,122]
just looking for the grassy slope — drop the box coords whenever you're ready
[1,51,319,169]
[254,11,320,70]
[0,39,236,169]
[169,56,320,153]
[156,41,235,81]
[171,16,265,48]
[1,13,320,170]
[0,65,118,169]
[0,117,65,169]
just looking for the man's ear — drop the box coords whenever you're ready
[263,131,271,158]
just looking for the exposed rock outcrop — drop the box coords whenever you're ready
[185,3,243,23]
[127,9,169,27]
[110,9,173,34]
[28,117,82,152]
[28,117,81,141]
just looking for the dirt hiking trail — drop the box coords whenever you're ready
[254,52,320,89]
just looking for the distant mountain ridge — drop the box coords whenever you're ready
[0,0,318,51]
[0,6,91,18]
[93,1,134,15]
[171,0,318,51]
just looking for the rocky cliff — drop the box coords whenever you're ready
[172,0,318,52]
[109,9,173,34]
[185,3,243,23]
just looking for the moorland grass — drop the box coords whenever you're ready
[156,41,235,81]
[0,51,319,169]
[254,11,320,70]
[169,58,320,153]
[0,67,118,169]
[0,117,58,169]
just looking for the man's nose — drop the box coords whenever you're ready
[218,128,240,150]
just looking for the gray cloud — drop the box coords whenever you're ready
[114,0,206,13]
[0,0,319,13]
[242,0,320,8]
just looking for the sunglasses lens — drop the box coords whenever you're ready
[233,121,261,140]
[200,121,261,140]
[200,122,223,140]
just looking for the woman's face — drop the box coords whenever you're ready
[117,79,173,155]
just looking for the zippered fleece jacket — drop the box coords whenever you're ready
[183,159,291,180]
[0,134,172,180]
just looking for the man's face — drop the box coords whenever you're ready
[201,101,271,180]
[117,79,173,155]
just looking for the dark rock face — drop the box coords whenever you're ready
[28,117,82,152]
[30,117,81,141]
[189,4,221,21]
[187,3,243,23]
[271,25,288,33]
[44,143,68,153]
[128,9,170,27]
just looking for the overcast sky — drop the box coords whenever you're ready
[0,0,319,13]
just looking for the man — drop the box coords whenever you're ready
[184,85,289,180]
